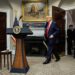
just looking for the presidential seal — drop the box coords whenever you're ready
[13,26,21,34]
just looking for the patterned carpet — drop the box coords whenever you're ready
[0,56,75,75]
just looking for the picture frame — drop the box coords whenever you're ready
[22,0,48,22]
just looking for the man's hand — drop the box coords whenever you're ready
[49,35,54,38]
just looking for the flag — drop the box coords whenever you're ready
[11,35,16,45]
[13,17,19,27]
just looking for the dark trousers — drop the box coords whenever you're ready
[73,40,75,58]
[67,39,72,55]
[46,39,60,61]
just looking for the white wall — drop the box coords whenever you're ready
[8,0,22,25]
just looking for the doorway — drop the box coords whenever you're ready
[52,6,65,56]
[0,12,6,51]
[66,9,75,56]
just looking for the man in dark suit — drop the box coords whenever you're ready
[67,25,73,55]
[72,28,75,58]
[43,16,60,64]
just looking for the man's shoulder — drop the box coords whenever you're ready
[51,21,56,26]
[52,21,56,24]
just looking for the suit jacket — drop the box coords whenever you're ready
[44,21,60,45]
[73,29,75,41]
[67,29,73,40]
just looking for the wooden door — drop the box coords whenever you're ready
[52,6,65,55]
[0,12,6,51]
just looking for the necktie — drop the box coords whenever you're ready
[45,22,51,38]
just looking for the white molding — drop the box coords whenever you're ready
[65,11,68,55]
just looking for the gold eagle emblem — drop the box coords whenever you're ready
[13,26,21,34]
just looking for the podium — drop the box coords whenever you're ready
[6,27,32,73]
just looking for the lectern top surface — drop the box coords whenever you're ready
[6,27,33,35]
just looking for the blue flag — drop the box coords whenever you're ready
[13,17,19,27]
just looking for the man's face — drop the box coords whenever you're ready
[69,26,73,30]
[46,16,52,22]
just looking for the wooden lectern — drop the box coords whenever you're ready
[6,27,32,73]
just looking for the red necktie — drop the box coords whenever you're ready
[45,22,51,38]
